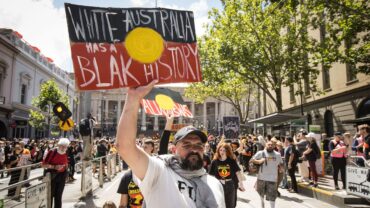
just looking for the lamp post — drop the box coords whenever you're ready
[46,101,52,138]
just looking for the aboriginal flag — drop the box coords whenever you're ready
[65,3,201,91]
[141,88,193,118]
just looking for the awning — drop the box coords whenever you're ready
[248,113,303,124]
[342,116,370,124]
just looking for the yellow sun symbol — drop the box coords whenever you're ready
[125,27,164,64]
[155,94,175,110]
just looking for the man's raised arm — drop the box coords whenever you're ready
[116,80,157,180]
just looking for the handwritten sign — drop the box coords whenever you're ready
[26,183,47,208]
[140,88,193,117]
[223,116,240,139]
[65,3,201,90]
[346,166,370,199]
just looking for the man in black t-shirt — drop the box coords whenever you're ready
[117,170,144,208]
[284,137,299,193]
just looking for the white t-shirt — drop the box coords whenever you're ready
[252,150,283,182]
[134,156,226,208]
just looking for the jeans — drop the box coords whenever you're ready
[222,180,236,208]
[308,160,318,183]
[288,165,298,192]
[332,157,346,188]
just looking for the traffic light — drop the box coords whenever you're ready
[53,102,72,121]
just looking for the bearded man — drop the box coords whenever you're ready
[116,80,225,208]
[42,138,70,208]
[251,140,283,208]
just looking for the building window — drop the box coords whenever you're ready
[324,110,334,137]
[20,84,27,104]
[322,66,330,90]
[304,73,310,96]
[19,73,31,104]
[289,85,295,102]
[346,63,357,82]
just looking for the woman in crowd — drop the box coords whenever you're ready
[209,143,245,208]
[329,132,348,190]
[302,133,320,188]
[7,144,22,197]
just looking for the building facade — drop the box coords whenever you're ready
[253,26,370,137]
[0,29,76,139]
[81,85,246,137]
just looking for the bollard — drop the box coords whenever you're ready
[112,154,116,176]
[15,167,26,198]
[99,157,104,188]
[44,172,52,208]
[107,155,112,181]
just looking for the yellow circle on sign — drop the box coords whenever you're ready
[155,94,175,110]
[59,118,74,131]
[57,106,63,113]
[125,27,164,64]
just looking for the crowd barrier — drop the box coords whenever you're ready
[0,153,122,207]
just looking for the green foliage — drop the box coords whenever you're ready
[201,0,320,112]
[310,0,370,74]
[29,79,69,130]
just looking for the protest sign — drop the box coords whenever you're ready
[141,88,193,117]
[65,3,201,90]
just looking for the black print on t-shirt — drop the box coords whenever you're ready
[178,180,196,201]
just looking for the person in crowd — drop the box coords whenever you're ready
[208,134,218,153]
[116,80,225,208]
[302,133,320,188]
[203,142,213,171]
[67,140,78,182]
[254,136,265,153]
[97,138,109,176]
[209,143,245,208]
[275,141,285,195]
[251,140,283,208]
[0,141,5,178]
[285,137,299,193]
[18,141,31,187]
[103,201,117,208]
[42,138,70,208]
[352,129,365,167]
[117,139,155,208]
[359,124,370,160]
[240,137,253,172]
[329,132,348,190]
[44,140,55,160]
[296,131,310,183]
[7,144,22,197]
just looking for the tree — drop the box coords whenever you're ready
[310,0,370,74]
[29,79,69,137]
[204,0,319,112]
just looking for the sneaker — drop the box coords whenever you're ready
[335,185,340,190]
[277,191,281,197]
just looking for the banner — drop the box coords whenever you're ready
[65,3,201,91]
[223,116,240,139]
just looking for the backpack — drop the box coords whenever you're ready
[79,118,91,136]
[249,151,266,174]
[291,145,302,164]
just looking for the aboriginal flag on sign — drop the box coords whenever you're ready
[65,3,202,91]
[141,88,193,118]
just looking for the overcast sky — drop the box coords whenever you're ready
[0,0,222,72]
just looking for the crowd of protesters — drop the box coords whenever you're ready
[113,118,370,208]
[0,120,369,208]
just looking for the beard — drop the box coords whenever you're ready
[267,148,274,153]
[179,152,203,171]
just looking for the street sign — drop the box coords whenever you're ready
[346,166,370,199]
[58,118,74,131]
[25,182,47,208]
[309,125,321,133]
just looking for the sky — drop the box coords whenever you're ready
[0,0,222,72]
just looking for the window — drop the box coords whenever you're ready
[322,66,330,90]
[289,85,295,102]
[324,110,334,137]
[20,84,27,104]
[304,73,310,96]
[346,63,357,82]
[19,72,31,104]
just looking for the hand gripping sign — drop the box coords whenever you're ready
[65,3,202,90]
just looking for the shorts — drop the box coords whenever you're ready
[256,179,277,201]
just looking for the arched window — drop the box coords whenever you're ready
[357,98,370,118]
[324,110,334,137]
[19,72,32,104]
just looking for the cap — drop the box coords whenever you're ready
[334,132,342,136]
[305,132,316,138]
[300,129,308,135]
[174,126,207,145]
